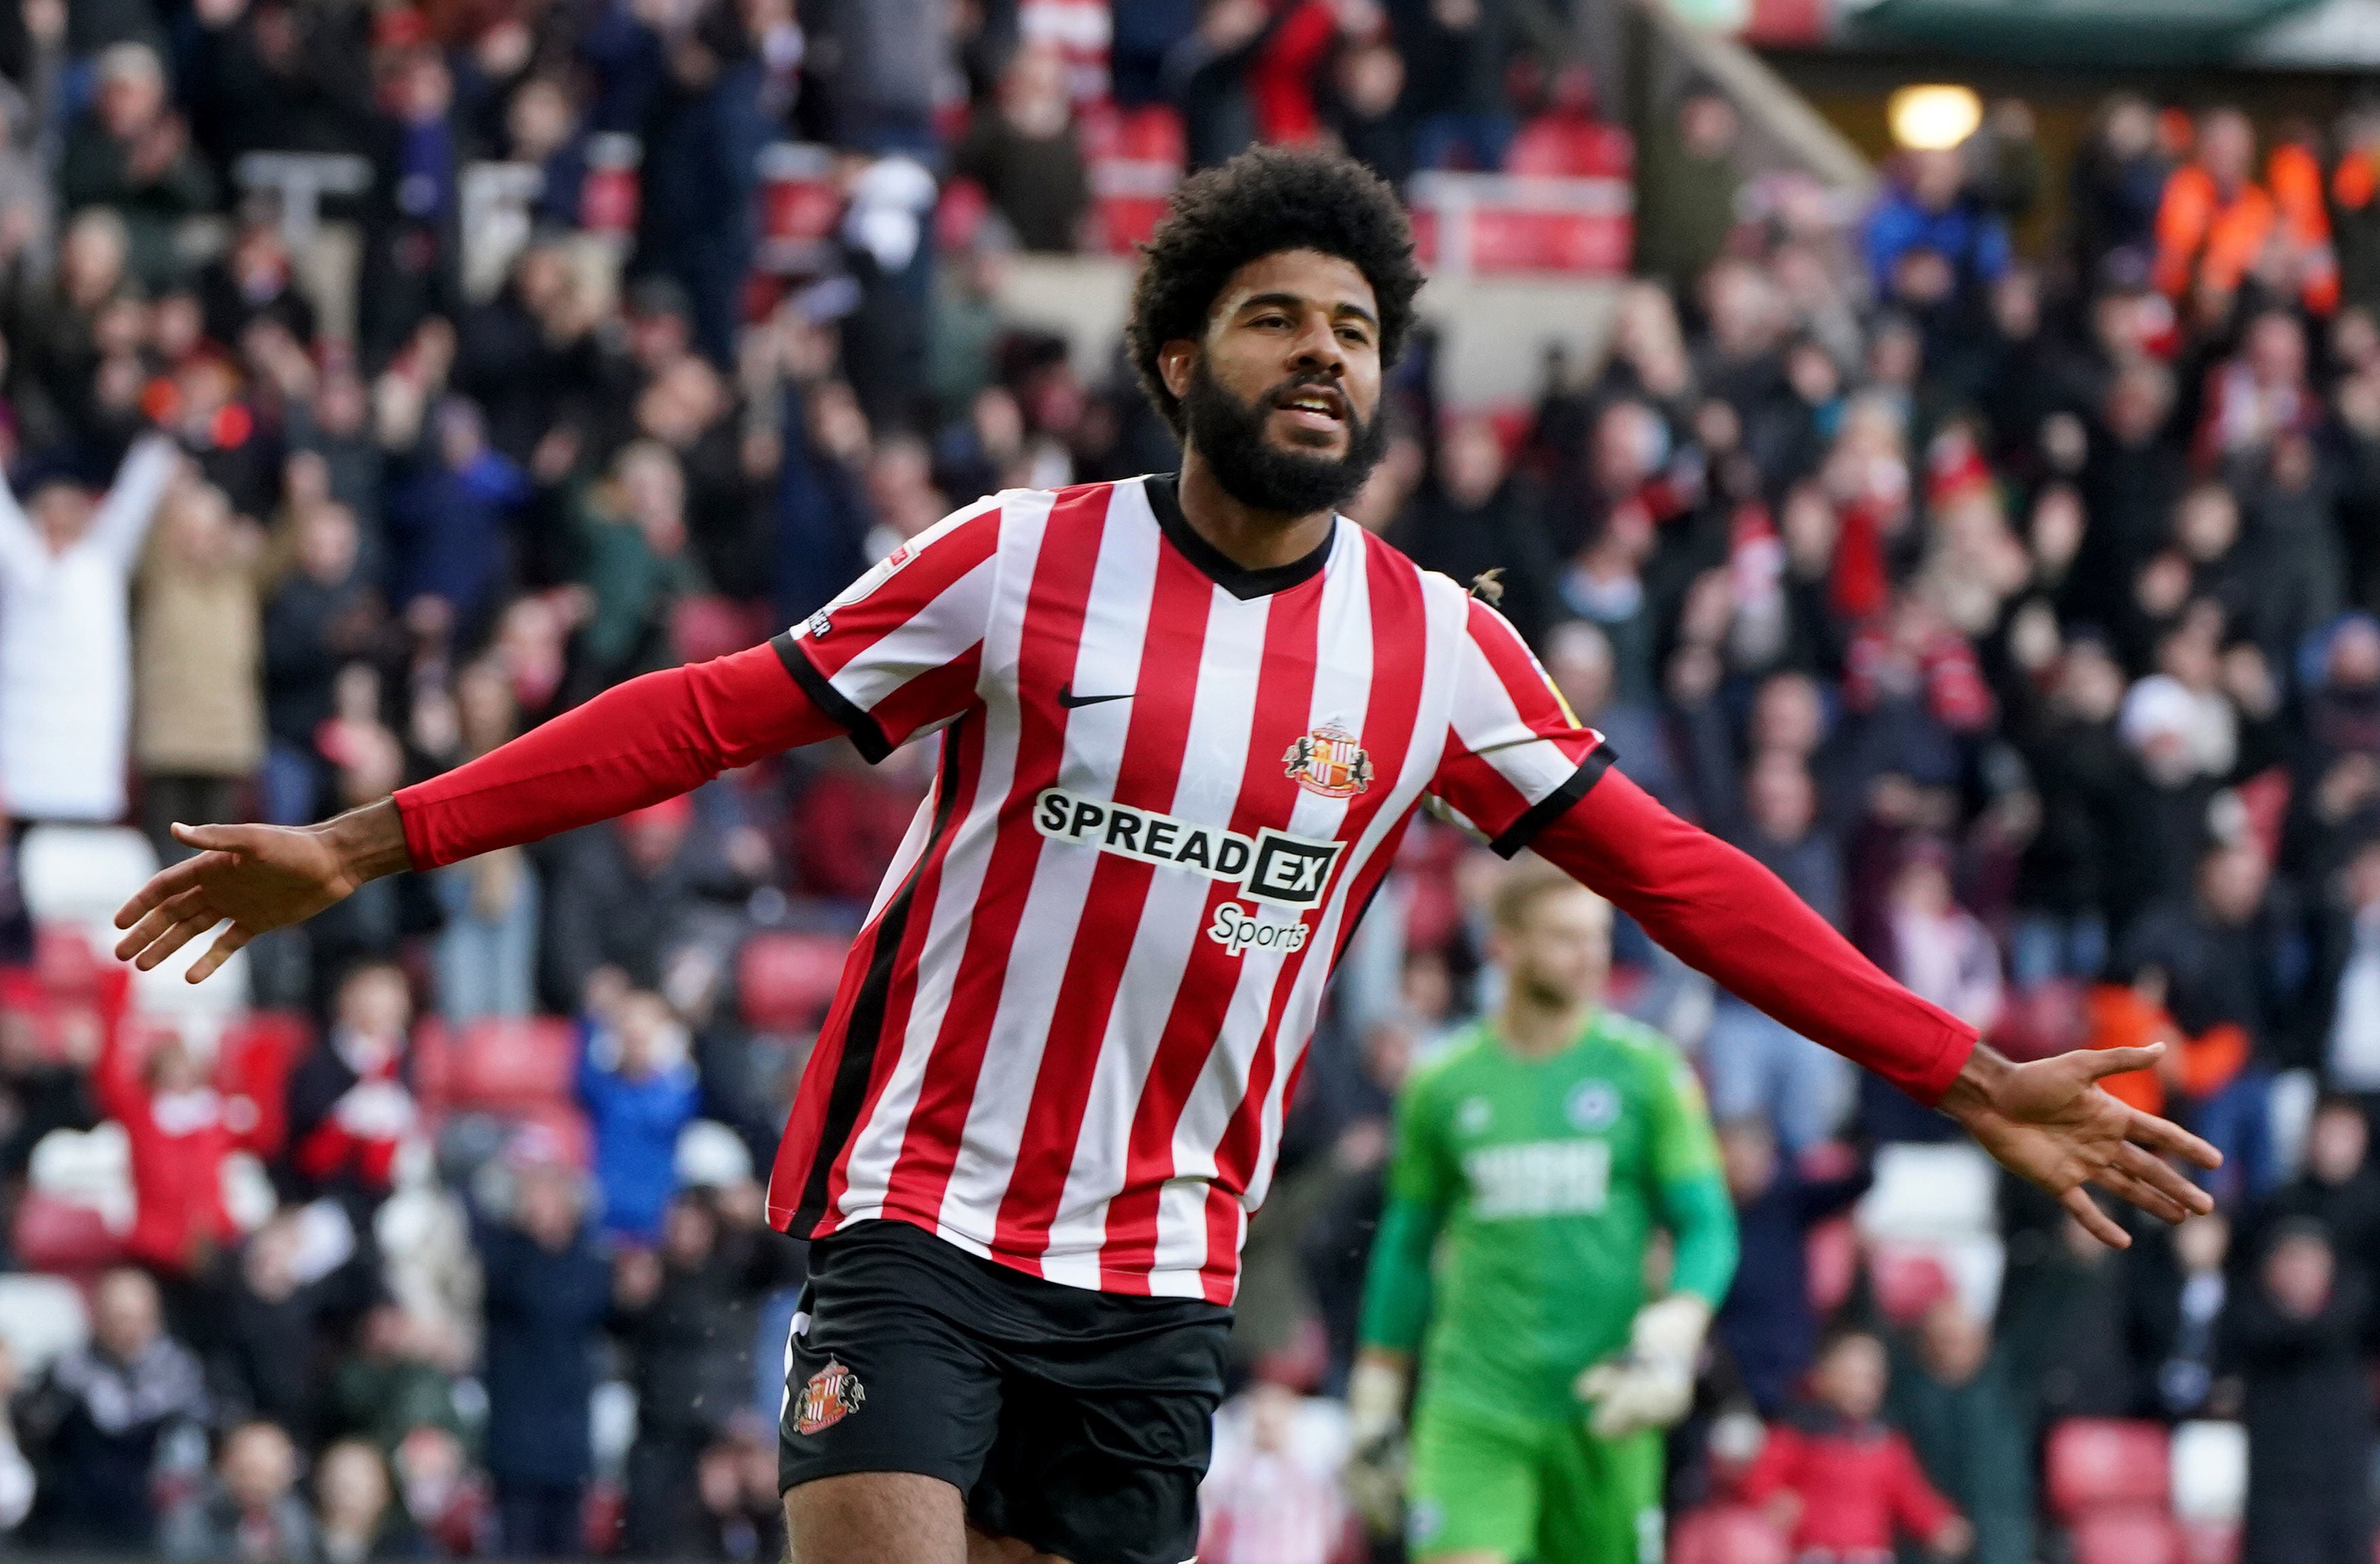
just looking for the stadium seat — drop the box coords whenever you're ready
[671,596,772,665]
[1858,1142,1998,1240]
[18,826,158,930]
[1669,1505,1790,1564]
[0,1272,90,1374]
[2179,1522,2240,1564]
[12,1189,126,1274]
[129,930,251,1029]
[28,1122,133,1231]
[2171,1421,2247,1523]
[2047,1420,2173,1520]
[2073,1509,2181,1564]
[740,931,849,1034]
[1867,1245,1954,1325]
[443,1017,579,1111]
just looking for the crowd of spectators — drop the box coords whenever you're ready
[1,0,2380,1561]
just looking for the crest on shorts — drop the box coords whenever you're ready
[794,1358,867,1435]
[1282,725,1374,799]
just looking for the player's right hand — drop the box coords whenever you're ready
[112,802,410,982]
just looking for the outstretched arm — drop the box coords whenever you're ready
[112,641,840,981]
[1533,768,2220,1245]
[89,432,183,568]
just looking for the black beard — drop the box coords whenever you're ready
[1180,359,1388,517]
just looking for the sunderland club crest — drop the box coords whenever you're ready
[794,1358,867,1435]
[1283,725,1375,799]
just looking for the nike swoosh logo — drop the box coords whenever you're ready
[1057,684,1134,709]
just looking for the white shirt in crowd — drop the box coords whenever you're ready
[0,435,178,822]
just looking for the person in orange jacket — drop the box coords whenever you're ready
[2154,107,2337,322]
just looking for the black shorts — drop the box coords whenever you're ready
[778,1219,1231,1564]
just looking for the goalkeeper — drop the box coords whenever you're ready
[1351,862,1739,1564]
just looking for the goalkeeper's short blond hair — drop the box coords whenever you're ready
[1488,856,1605,935]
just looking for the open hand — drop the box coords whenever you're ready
[1941,1044,2220,1246]
[113,804,411,983]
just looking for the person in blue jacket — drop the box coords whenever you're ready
[580,987,702,1245]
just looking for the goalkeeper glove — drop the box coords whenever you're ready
[1574,1295,1712,1440]
[1343,1358,1409,1540]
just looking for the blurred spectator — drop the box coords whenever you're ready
[285,962,419,1218]
[1199,1380,1349,1564]
[0,433,178,825]
[573,441,706,690]
[635,6,769,369]
[955,42,1092,253]
[1390,0,1520,171]
[2228,1220,2374,1564]
[1865,148,2010,318]
[1712,1120,1871,1416]
[16,1268,211,1548]
[581,989,701,1246]
[161,1418,315,1563]
[92,1022,237,1284]
[2116,839,2285,1197]
[1882,839,2004,1038]
[1389,413,1559,647]
[385,396,530,646]
[610,1185,804,1553]
[2251,1096,2380,1291]
[260,499,385,825]
[1888,1299,2035,1564]
[2069,94,2169,284]
[477,1144,610,1560]
[1740,1327,1973,1563]
[1637,89,1744,292]
[328,1300,464,1459]
[2131,1211,2232,1420]
[134,479,267,861]
[59,42,218,290]
[2152,107,2336,323]
[315,1438,395,1564]
[431,659,541,1022]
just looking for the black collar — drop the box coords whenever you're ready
[1142,473,1334,601]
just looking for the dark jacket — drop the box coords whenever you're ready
[1716,1159,1873,1414]
[478,1220,612,1488]
[2226,1273,2373,1506]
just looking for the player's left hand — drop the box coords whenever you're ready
[1575,1295,1710,1440]
[1939,1043,2221,1248]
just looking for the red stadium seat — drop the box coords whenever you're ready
[671,596,771,665]
[741,932,849,1034]
[2180,1522,2241,1564]
[1669,1506,1790,1564]
[1868,1246,1954,1325]
[12,1190,126,1275]
[2073,1510,2181,1564]
[2047,1421,2173,1520]
[443,1018,579,1111]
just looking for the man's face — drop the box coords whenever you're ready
[1494,885,1610,1010]
[1163,249,1388,515]
[94,1270,160,1361]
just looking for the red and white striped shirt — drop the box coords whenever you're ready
[394,477,1975,1303]
[766,475,1608,1300]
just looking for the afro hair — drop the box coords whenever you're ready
[1127,146,1425,435]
